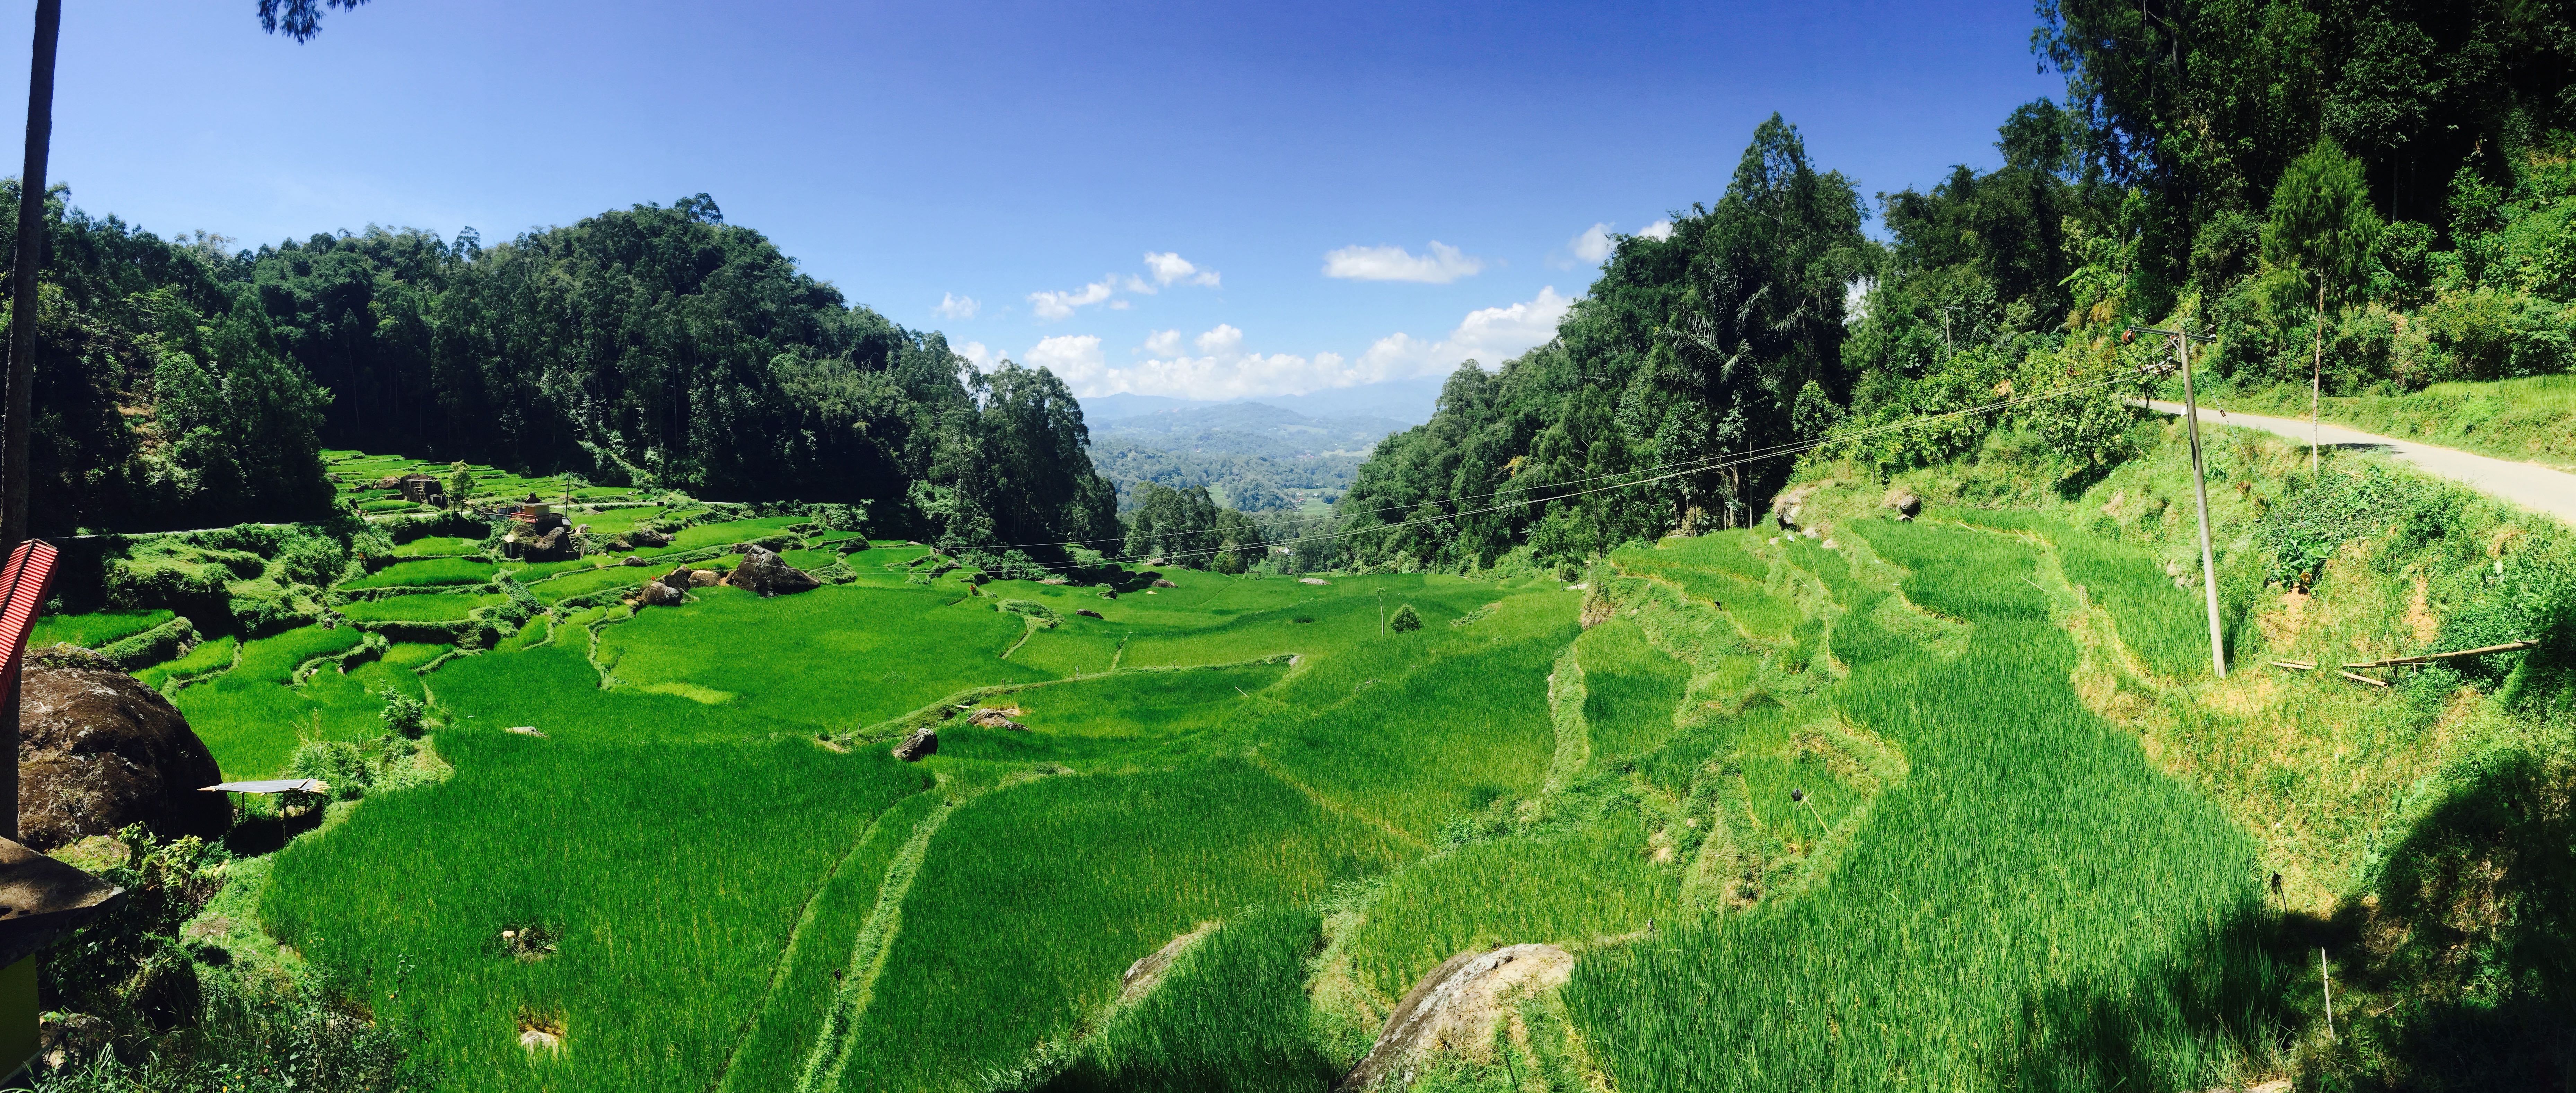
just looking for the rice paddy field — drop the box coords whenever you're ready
[52,433,2559,1091]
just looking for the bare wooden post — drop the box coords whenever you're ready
[1,0,62,845]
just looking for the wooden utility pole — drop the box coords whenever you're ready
[1,0,61,843]
[2134,323,2227,679]
[2311,281,2324,475]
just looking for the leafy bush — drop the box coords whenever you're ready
[288,741,373,801]
[998,599,1059,628]
[1388,603,1422,632]
[379,689,428,739]
[2258,463,2452,589]
[41,825,224,1022]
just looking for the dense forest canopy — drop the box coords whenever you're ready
[0,189,1115,548]
[1334,0,2576,572]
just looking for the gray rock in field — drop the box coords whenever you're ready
[629,528,673,548]
[892,727,938,762]
[657,568,698,596]
[1890,492,1922,519]
[1075,608,1103,619]
[1152,579,1178,589]
[1337,944,1574,1093]
[638,581,685,607]
[689,569,722,588]
[622,555,647,567]
[17,645,229,849]
[725,545,820,597]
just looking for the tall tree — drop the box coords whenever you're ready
[2264,137,2382,470]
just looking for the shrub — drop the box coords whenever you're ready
[998,599,1059,628]
[1388,603,1422,632]
[41,825,224,1022]
[379,689,428,739]
[289,741,373,801]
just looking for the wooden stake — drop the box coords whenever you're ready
[2337,670,2389,688]
[2320,947,2336,1041]
[2343,640,2537,669]
[2270,660,2317,671]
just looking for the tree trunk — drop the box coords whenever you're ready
[1,0,58,844]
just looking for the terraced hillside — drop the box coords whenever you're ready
[40,430,2567,1091]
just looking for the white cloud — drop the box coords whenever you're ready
[1144,251,1220,287]
[1638,219,1674,241]
[1194,324,1244,354]
[956,340,1000,370]
[1322,241,1485,283]
[1028,279,1116,321]
[1357,287,1575,377]
[1039,288,1576,401]
[1027,253,1220,322]
[934,292,980,320]
[1026,334,1106,381]
[1569,222,1616,264]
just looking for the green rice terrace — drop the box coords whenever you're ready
[27,430,2575,1093]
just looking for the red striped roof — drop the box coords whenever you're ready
[0,540,59,683]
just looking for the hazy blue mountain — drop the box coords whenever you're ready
[1075,375,1443,429]
[1080,398,1414,513]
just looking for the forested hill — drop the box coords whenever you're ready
[0,188,1115,546]
[1341,0,2576,570]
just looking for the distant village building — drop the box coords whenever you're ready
[503,494,580,561]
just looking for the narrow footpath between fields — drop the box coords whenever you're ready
[2141,399,2576,527]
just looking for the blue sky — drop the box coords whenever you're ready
[17,0,2058,402]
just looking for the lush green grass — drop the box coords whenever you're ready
[1348,814,1677,1001]
[391,535,485,558]
[932,663,1288,769]
[1577,616,1692,761]
[1566,519,2274,1092]
[343,558,498,589]
[716,791,948,1093]
[1954,508,2214,678]
[262,735,931,1093]
[1615,537,1802,639]
[595,586,1050,732]
[137,634,236,689]
[1032,907,1341,1093]
[174,625,404,776]
[30,608,175,649]
[1254,592,1577,842]
[523,563,658,604]
[830,758,1411,1091]
[334,593,502,623]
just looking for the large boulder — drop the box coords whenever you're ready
[892,727,937,762]
[637,581,685,607]
[724,545,820,597]
[629,528,673,548]
[17,646,228,849]
[1337,944,1573,1092]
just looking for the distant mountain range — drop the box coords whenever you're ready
[1079,394,1423,513]
[1079,375,1445,428]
